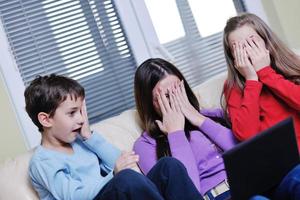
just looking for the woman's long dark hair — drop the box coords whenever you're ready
[134,58,200,159]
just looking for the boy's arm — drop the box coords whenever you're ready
[30,158,111,200]
[83,132,121,170]
[80,101,121,170]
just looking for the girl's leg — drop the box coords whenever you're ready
[147,157,203,200]
[94,169,164,200]
[249,195,270,200]
[274,164,300,200]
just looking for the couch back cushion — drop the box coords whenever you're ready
[90,109,143,151]
[0,150,39,200]
[193,71,227,109]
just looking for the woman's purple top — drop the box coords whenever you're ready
[133,109,238,195]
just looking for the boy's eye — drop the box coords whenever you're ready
[68,111,76,116]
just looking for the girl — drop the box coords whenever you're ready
[222,13,300,199]
[133,58,237,200]
[222,13,300,147]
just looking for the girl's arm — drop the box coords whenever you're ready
[133,132,201,192]
[133,135,158,175]
[198,117,238,151]
[227,81,263,141]
[258,66,300,111]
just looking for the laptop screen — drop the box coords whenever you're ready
[222,117,300,200]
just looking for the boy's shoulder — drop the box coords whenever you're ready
[29,146,59,171]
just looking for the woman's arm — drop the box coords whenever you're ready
[199,117,238,151]
[258,66,300,111]
[134,132,201,191]
[226,81,262,141]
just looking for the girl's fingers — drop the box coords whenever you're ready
[180,81,189,103]
[245,42,255,59]
[240,44,246,66]
[155,120,164,132]
[161,88,171,112]
[233,44,238,65]
[246,37,259,55]
[169,90,176,111]
[172,92,181,112]
[157,92,167,115]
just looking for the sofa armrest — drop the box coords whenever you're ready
[0,150,39,200]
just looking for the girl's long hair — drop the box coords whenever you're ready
[134,58,199,159]
[221,13,300,125]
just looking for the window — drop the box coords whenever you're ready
[136,0,246,87]
[0,0,137,125]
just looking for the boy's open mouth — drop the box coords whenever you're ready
[72,128,81,133]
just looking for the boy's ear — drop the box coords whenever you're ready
[37,112,52,128]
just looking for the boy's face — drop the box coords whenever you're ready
[47,95,84,145]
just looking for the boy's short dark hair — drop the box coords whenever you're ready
[24,74,85,132]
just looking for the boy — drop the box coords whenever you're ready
[25,74,202,200]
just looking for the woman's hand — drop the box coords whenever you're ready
[155,88,185,134]
[233,42,258,80]
[245,36,270,72]
[114,151,139,174]
[174,81,206,127]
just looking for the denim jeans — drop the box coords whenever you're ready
[94,157,202,200]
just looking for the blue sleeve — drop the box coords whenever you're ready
[29,158,112,200]
[82,132,121,172]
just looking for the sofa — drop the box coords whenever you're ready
[0,72,227,200]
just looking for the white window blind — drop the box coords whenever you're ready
[146,0,246,87]
[0,0,137,123]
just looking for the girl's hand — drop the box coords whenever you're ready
[114,151,139,174]
[174,81,206,127]
[155,88,185,134]
[245,36,270,72]
[80,100,92,140]
[233,42,258,80]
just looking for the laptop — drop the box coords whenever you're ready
[222,117,300,200]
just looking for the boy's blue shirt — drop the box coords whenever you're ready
[29,132,121,200]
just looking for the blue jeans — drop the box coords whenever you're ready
[250,164,300,200]
[274,164,300,200]
[94,157,202,200]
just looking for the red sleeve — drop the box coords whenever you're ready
[226,80,263,141]
[258,66,300,111]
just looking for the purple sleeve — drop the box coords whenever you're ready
[133,136,158,175]
[199,118,238,151]
[200,108,224,118]
[167,131,201,191]
[134,132,201,192]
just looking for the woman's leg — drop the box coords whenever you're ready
[249,195,270,200]
[94,169,164,200]
[147,157,203,200]
[274,164,300,200]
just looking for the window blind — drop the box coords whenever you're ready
[160,0,246,87]
[0,0,137,123]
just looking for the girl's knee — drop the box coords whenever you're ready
[157,157,184,168]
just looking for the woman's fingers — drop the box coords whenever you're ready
[157,91,167,115]
[160,88,171,112]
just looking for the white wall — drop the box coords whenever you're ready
[0,72,26,163]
